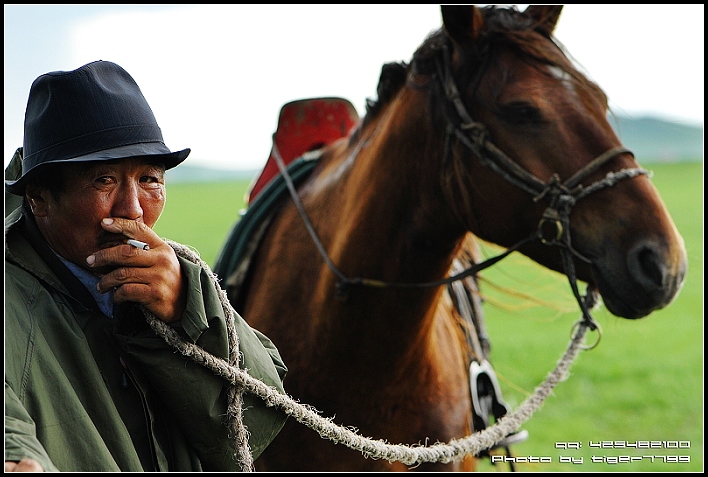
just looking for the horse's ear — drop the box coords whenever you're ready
[524,5,563,35]
[441,5,484,45]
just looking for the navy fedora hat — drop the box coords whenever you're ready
[5,60,190,195]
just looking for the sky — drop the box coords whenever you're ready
[4,4,704,172]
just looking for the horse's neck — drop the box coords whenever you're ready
[309,90,464,286]
[265,92,472,367]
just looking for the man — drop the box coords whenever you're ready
[5,60,288,471]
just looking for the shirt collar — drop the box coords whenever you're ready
[56,253,114,318]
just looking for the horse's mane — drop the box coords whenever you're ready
[362,61,409,129]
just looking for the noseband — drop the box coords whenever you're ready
[271,44,650,333]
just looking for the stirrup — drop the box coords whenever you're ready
[469,360,529,451]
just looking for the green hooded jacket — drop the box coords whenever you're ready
[4,204,288,471]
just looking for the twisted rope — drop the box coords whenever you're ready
[140,241,594,470]
[163,241,253,471]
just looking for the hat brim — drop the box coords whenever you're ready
[5,142,190,195]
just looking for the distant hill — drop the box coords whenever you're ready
[166,166,259,184]
[609,115,703,163]
[166,115,702,183]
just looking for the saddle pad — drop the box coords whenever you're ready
[213,153,320,302]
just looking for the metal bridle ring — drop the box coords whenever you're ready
[571,319,602,350]
[538,217,563,244]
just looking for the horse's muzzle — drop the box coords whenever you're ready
[593,237,687,319]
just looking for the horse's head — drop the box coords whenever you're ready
[417,5,687,319]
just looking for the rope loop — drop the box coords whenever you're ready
[533,174,572,204]
[459,121,488,144]
[555,194,576,213]
[571,318,602,350]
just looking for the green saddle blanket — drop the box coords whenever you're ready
[212,153,320,305]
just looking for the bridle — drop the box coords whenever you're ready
[271,41,650,334]
[430,42,651,331]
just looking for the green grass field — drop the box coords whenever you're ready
[154,161,703,472]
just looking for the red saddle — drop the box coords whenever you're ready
[248,97,360,204]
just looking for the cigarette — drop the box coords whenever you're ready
[127,239,150,250]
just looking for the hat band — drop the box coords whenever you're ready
[23,124,166,173]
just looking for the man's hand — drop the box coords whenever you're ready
[5,458,44,472]
[87,217,187,323]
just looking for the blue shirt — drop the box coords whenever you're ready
[57,254,114,318]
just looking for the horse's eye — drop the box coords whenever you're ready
[499,102,545,126]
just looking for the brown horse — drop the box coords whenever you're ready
[215,5,687,471]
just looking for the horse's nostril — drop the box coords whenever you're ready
[638,248,664,286]
[629,242,666,290]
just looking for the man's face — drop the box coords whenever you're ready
[27,157,166,272]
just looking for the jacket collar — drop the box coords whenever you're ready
[6,204,98,313]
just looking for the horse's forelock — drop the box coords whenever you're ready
[362,6,602,136]
[411,7,601,111]
[481,7,602,101]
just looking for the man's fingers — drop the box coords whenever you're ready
[100,217,154,242]
[5,458,44,472]
[87,242,145,269]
